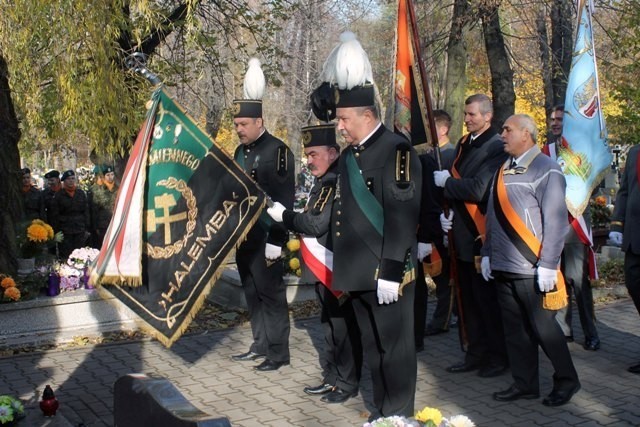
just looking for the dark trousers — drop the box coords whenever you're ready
[350,284,416,419]
[428,255,454,330]
[59,232,88,260]
[556,243,599,340]
[495,272,579,394]
[625,251,640,315]
[236,242,290,362]
[316,284,362,393]
[413,261,428,348]
[457,260,508,366]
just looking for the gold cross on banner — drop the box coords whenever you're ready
[146,193,188,244]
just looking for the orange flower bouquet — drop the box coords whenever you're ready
[0,275,21,302]
[16,219,63,258]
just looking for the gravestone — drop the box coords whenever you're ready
[114,374,231,427]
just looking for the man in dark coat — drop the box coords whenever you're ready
[610,144,640,373]
[267,124,362,403]
[433,94,509,378]
[42,170,62,224]
[21,167,44,221]
[421,109,457,338]
[230,58,295,372]
[50,170,90,259]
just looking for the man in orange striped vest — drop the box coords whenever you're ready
[482,114,580,407]
[433,94,508,377]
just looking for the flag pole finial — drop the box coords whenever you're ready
[125,52,161,86]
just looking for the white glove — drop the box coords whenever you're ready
[433,170,451,188]
[440,211,454,233]
[537,266,557,293]
[377,279,400,305]
[265,243,282,261]
[417,243,432,261]
[609,231,623,246]
[267,202,286,222]
[481,256,493,282]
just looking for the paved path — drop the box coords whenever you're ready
[1,298,639,426]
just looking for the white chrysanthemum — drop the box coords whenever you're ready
[447,415,475,427]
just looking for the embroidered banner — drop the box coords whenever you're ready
[559,0,612,217]
[91,88,265,347]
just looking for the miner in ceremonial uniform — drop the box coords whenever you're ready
[21,167,44,220]
[42,170,62,224]
[230,58,295,372]
[322,32,422,420]
[433,94,508,377]
[545,105,600,351]
[267,123,362,403]
[482,114,580,407]
[50,169,90,259]
[90,165,119,248]
[609,144,640,374]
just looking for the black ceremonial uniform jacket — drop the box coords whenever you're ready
[332,124,422,292]
[42,187,59,224]
[611,144,640,255]
[234,130,295,248]
[282,161,337,285]
[22,186,44,221]
[50,188,90,236]
[443,128,507,262]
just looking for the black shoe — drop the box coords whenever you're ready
[628,363,640,374]
[493,385,540,402]
[542,383,580,407]
[425,326,448,336]
[254,359,290,372]
[304,383,333,395]
[565,335,574,343]
[321,387,358,404]
[478,363,508,378]
[583,337,600,351]
[231,351,265,362]
[446,361,481,373]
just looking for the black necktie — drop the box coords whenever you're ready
[510,160,517,169]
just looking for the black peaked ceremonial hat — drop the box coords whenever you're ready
[44,170,60,179]
[61,169,76,181]
[334,83,375,108]
[301,124,338,149]
[233,58,265,119]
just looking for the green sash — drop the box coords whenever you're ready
[345,149,383,236]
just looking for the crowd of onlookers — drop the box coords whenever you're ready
[20,165,119,259]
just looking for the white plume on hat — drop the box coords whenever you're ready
[242,57,266,100]
[320,31,373,90]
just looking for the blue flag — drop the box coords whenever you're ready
[559,0,611,217]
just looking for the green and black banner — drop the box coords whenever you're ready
[93,88,264,347]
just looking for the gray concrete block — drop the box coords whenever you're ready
[600,245,624,261]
